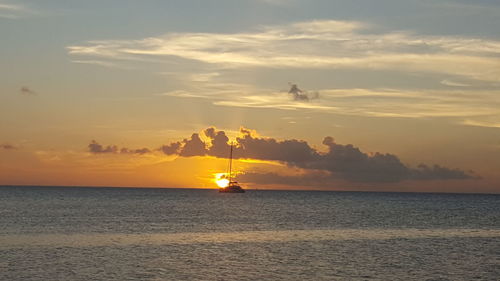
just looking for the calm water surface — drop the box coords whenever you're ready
[1,186,499,280]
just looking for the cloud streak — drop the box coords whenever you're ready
[163,82,500,122]
[70,20,500,128]
[0,2,33,19]
[68,20,500,82]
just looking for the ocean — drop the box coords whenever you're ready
[0,186,499,280]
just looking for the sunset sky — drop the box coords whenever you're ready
[1,0,499,193]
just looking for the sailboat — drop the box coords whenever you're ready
[219,142,245,193]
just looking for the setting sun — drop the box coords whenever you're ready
[216,179,229,188]
[215,173,229,188]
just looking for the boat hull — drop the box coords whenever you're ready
[219,185,245,193]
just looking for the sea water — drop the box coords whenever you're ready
[1,186,499,280]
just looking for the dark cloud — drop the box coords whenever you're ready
[1,143,17,150]
[299,136,411,182]
[179,133,207,157]
[88,140,118,153]
[234,128,318,164]
[205,127,231,158]
[20,86,36,96]
[411,164,479,180]
[288,83,319,101]
[158,127,477,184]
[88,140,150,155]
[120,147,151,154]
[159,141,182,155]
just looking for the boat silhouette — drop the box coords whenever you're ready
[219,142,245,193]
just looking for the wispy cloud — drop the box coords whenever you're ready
[0,3,22,10]
[68,20,500,81]
[0,2,34,19]
[155,67,500,125]
[161,79,500,120]
[69,19,500,128]
[160,80,330,111]
[462,119,500,129]
[441,79,470,87]
[71,60,119,68]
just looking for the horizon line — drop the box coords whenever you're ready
[1,184,498,196]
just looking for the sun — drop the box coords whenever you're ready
[216,178,230,188]
[215,173,229,188]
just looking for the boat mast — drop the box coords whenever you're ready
[229,142,233,182]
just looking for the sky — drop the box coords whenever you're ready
[1,0,499,193]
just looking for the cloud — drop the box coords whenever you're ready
[70,20,500,127]
[164,82,500,122]
[411,164,480,180]
[88,140,118,153]
[120,147,151,154]
[178,133,207,157]
[1,143,17,150]
[462,119,500,128]
[68,20,500,81]
[159,141,182,155]
[288,83,319,101]
[88,140,151,155]
[440,79,470,87]
[71,60,120,68]
[0,2,33,19]
[20,86,36,96]
[157,127,476,183]
[0,3,22,10]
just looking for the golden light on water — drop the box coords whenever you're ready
[215,173,229,188]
